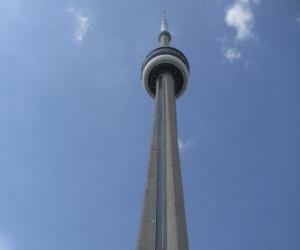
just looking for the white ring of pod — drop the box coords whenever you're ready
[142,54,189,99]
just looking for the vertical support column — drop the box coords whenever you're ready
[155,75,166,250]
[164,73,189,250]
[137,80,160,250]
[137,72,188,250]
[137,75,167,250]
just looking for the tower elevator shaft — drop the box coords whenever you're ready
[137,73,189,250]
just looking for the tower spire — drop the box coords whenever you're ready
[159,11,171,46]
[160,11,168,32]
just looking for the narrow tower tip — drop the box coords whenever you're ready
[160,11,168,32]
[159,11,171,46]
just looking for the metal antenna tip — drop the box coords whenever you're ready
[160,11,168,32]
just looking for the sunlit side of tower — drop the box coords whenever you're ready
[137,13,190,250]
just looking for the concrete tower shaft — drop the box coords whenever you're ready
[137,14,190,250]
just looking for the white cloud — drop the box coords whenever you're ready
[178,138,193,152]
[224,47,242,62]
[225,0,258,41]
[222,0,258,62]
[66,7,91,43]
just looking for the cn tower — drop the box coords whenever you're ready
[137,13,190,250]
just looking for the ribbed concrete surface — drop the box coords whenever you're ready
[137,73,188,250]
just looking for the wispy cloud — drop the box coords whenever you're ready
[223,47,242,62]
[223,0,259,62]
[178,138,193,153]
[66,7,91,43]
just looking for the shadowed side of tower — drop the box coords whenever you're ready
[137,14,190,250]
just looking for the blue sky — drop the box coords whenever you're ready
[0,0,300,249]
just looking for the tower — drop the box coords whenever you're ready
[137,13,190,250]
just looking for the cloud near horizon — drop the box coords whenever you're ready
[0,231,14,250]
[66,7,91,43]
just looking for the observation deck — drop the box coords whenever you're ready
[141,46,190,99]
